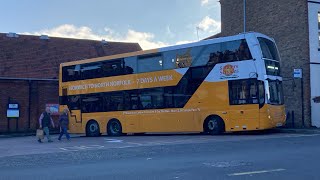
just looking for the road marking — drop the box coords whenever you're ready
[60,147,79,152]
[228,168,286,176]
[116,145,136,148]
[60,145,104,151]
[104,139,123,143]
[127,142,143,145]
[203,161,250,168]
[284,134,320,138]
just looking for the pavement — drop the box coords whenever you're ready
[1,130,320,179]
[1,127,320,138]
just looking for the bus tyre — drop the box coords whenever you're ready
[86,120,100,137]
[107,119,122,137]
[204,116,224,135]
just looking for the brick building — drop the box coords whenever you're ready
[207,0,320,127]
[0,33,141,133]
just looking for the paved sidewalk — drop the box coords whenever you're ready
[1,128,320,138]
[274,127,320,134]
[0,131,61,138]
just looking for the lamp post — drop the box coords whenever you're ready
[243,0,246,33]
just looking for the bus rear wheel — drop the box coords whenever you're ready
[107,119,122,136]
[204,116,225,135]
[86,120,100,137]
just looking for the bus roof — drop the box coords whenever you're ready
[61,32,274,67]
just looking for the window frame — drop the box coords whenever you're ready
[265,59,281,76]
[268,80,284,105]
[258,37,280,61]
[228,79,260,106]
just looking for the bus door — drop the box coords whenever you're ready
[68,109,82,133]
[228,79,260,131]
[138,89,177,133]
[67,95,82,133]
[70,110,82,123]
[124,93,142,133]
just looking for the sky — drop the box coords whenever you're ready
[1,0,221,50]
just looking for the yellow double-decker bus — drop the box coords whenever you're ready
[59,32,286,136]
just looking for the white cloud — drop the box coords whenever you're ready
[22,24,169,50]
[22,24,201,50]
[201,0,209,6]
[197,16,221,34]
[124,30,168,50]
[201,0,219,9]
[175,40,195,45]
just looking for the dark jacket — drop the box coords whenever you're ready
[59,113,69,128]
[40,112,52,128]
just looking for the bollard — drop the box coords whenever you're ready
[291,111,295,128]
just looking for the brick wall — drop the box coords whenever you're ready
[0,34,142,79]
[0,80,59,133]
[0,34,142,133]
[219,0,311,127]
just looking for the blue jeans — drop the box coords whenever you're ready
[58,127,70,140]
[42,127,52,141]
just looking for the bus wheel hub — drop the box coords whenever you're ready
[90,124,98,132]
[208,120,215,130]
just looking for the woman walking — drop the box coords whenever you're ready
[58,109,70,141]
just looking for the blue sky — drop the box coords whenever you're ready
[1,0,221,49]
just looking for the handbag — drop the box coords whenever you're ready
[36,129,44,139]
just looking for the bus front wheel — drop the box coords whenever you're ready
[204,116,225,135]
[107,119,122,136]
[86,120,101,137]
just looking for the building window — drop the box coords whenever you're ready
[318,32,320,48]
[318,12,320,29]
[318,12,320,48]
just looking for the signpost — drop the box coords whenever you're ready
[293,69,302,78]
[293,69,304,127]
[7,102,20,132]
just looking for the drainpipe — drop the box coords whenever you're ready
[243,0,246,33]
[28,80,32,129]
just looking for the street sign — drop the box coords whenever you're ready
[293,69,302,78]
[7,109,19,118]
[8,104,18,109]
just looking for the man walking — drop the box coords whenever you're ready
[38,107,55,143]
[58,109,70,141]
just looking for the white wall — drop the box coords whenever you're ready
[308,1,320,127]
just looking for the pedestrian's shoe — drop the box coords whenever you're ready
[58,138,61,141]
[38,139,42,143]
[48,140,53,143]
